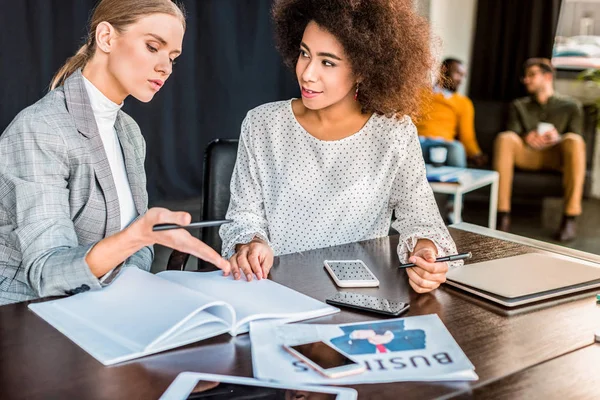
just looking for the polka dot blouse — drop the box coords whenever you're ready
[220,100,459,265]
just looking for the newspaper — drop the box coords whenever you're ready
[250,314,477,384]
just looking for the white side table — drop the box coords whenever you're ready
[427,166,499,229]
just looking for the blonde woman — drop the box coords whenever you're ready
[0,0,230,305]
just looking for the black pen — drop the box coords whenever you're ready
[153,219,232,232]
[398,252,472,268]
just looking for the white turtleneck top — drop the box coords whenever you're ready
[82,76,137,230]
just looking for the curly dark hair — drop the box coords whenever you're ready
[272,0,433,119]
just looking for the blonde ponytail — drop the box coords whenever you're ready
[50,42,92,90]
[48,0,186,91]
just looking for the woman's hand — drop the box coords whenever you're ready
[229,238,274,281]
[406,240,448,293]
[128,208,230,273]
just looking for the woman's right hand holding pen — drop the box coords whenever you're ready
[131,208,231,273]
[404,239,448,294]
[85,208,231,279]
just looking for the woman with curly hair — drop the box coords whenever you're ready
[220,0,459,293]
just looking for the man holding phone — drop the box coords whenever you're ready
[493,58,585,242]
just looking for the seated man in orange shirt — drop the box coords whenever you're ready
[416,58,487,168]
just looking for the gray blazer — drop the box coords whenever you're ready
[0,69,153,305]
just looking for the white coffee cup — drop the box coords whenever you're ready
[429,146,448,166]
[537,122,554,135]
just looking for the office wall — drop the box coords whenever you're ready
[428,0,478,95]
[557,0,600,37]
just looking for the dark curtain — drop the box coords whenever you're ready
[468,0,563,101]
[0,0,298,202]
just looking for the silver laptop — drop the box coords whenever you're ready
[446,253,600,307]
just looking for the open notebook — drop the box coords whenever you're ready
[28,268,338,365]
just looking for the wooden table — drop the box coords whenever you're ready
[455,344,600,399]
[1,224,599,399]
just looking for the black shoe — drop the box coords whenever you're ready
[555,216,577,242]
[497,212,511,232]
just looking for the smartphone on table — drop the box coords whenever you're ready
[326,292,410,317]
[283,340,365,379]
[324,259,379,287]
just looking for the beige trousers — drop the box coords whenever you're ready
[493,131,586,216]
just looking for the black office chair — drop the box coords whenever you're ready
[167,139,239,271]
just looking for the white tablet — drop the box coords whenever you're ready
[159,372,357,400]
[324,260,379,288]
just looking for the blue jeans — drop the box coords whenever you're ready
[419,137,467,168]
